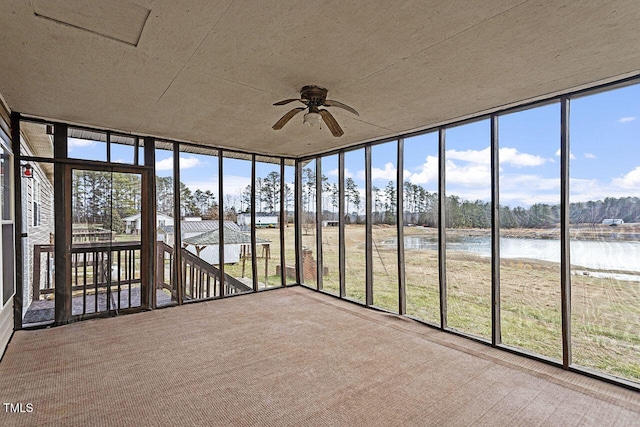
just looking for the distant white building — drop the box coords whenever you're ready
[157,218,244,265]
[602,218,624,226]
[122,213,173,234]
[237,212,278,228]
[181,220,242,264]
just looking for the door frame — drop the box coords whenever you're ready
[57,161,152,323]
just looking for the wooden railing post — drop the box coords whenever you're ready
[33,244,42,300]
[156,243,164,290]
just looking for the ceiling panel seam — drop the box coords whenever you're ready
[138,0,236,131]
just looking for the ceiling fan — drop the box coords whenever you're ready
[272,85,359,137]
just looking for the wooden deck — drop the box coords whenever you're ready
[22,288,174,326]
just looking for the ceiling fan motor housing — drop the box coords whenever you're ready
[301,85,328,106]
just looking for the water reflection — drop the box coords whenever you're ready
[383,235,640,275]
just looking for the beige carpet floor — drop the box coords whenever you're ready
[1,286,638,426]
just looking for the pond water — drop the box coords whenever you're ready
[389,235,640,275]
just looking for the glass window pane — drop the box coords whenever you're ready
[372,141,399,313]
[445,119,492,339]
[70,169,143,316]
[301,159,317,287]
[179,149,223,300]
[404,132,440,324]
[155,143,177,306]
[68,128,107,162]
[570,84,640,384]
[221,154,253,294]
[255,158,283,289]
[284,164,296,285]
[110,135,136,164]
[320,155,339,296]
[499,104,562,360]
[344,149,366,303]
[21,121,54,159]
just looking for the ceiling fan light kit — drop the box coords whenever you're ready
[272,85,359,137]
[303,112,322,127]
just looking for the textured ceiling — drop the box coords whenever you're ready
[1,0,640,158]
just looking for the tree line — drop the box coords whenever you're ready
[302,167,640,228]
[241,171,294,214]
[72,169,640,232]
[72,171,295,231]
[72,171,141,233]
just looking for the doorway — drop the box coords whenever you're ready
[68,166,150,319]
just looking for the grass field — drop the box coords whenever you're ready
[221,224,640,383]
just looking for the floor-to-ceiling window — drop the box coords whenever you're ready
[175,147,222,300]
[255,156,284,289]
[154,141,178,306]
[371,141,399,313]
[404,132,440,324]
[445,120,492,339]
[284,163,296,285]
[569,84,640,383]
[221,153,254,294]
[320,154,340,295]
[498,104,562,360]
[343,149,366,303]
[301,158,317,287]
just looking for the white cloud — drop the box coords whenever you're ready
[325,167,354,180]
[179,156,202,169]
[156,155,202,171]
[68,137,98,151]
[446,147,490,164]
[554,149,576,160]
[446,159,491,187]
[443,146,548,168]
[612,166,640,189]
[618,116,636,123]
[584,153,597,159]
[499,147,548,167]
[371,162,397,182]
[408,155,438,185]
[156,157,173,171]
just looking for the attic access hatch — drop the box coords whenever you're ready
[33,0,150,46]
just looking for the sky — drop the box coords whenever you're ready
[67,83,640,211]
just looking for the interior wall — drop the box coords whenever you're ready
[0,92,15,358]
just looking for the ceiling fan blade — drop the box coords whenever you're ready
[319,110,344,137]
[273,98,307,106]
[272,107,306,130]
[324,99,359,116]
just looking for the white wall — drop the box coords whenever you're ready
[185,244,240,265]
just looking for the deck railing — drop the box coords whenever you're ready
[33,241,253,306]
[180,247,252,299]
[33,241,142,313]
